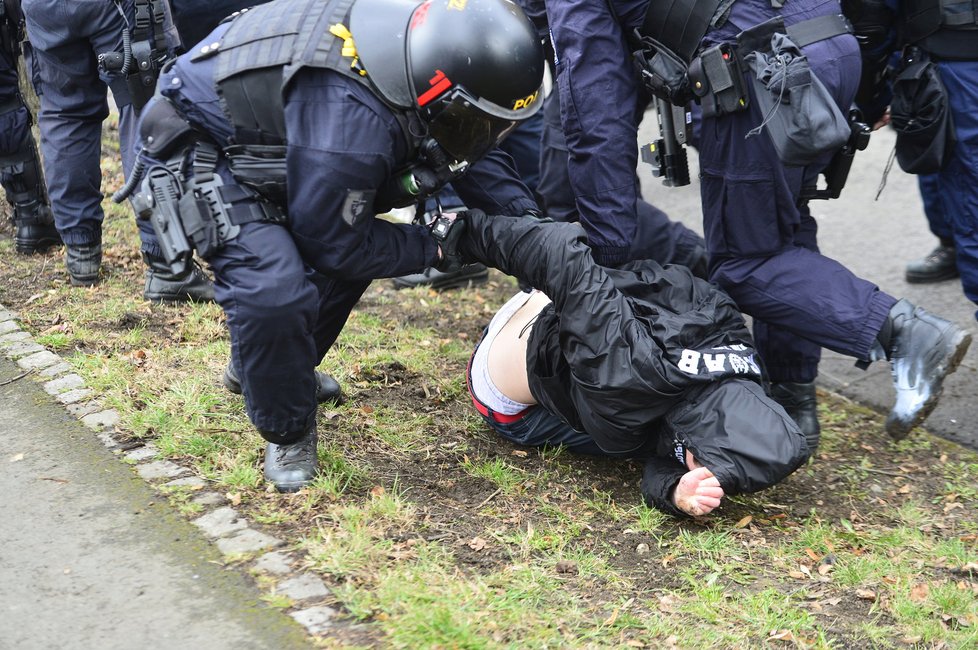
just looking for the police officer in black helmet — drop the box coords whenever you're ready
[132,0,544,491]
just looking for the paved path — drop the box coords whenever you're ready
[642,123,978,451]
[0,356,311,650]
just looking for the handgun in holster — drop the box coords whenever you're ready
[800,110,871,201]
[134,166,193,275]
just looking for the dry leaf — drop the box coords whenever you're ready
[789,571,806,580]
[734,515,753,529]
[467,536,487,551]
[510,450,528,458]
[769,629,794,642]
[910,582,930,603]
[897,484,911,494]
[805,548,820,562]
[370,485,386,498]
[856,589,877,601]
[9,453,24,463]
[799,564,813,579]
[818,562,834,576]
[658,594,680,613]
[225,492,242,506]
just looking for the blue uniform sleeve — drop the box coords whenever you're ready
[453,148,539,217]
[545,0,645,266]
[284,70,439,281]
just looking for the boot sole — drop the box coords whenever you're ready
[886,328,972,440]
[69,275,99,288]
[15,239,62,255]
[905,269,960,284]
[392,267,489,291]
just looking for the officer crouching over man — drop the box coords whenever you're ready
[127,0,545,491]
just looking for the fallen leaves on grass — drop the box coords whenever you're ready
[855,588,877,602]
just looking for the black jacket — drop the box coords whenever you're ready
[461,211,808,509]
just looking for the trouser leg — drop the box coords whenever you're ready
[208,221,320,442]
[935,61,978,316]
[536,89,704,268]
[698,35,895,371]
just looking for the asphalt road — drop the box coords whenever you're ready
[0,356,311,650]
[641,120,978,451]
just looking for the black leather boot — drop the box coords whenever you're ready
[262,423,319,492]
[879,299,972,440]
[770,381,821,452]
[143,254,215,303]
[392,263,489,291]
[65,243,102,287]
[905,239,958,284]
[13,203,61,254]
[223,362,343,405]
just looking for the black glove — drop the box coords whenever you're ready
[430,210,471,273]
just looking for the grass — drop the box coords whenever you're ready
[1,124,976,648]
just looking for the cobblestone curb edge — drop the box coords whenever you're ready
[0,302,347,640]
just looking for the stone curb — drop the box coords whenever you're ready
[0,301,344,640]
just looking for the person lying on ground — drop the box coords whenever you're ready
[455,209,809,517]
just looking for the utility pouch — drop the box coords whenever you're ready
[224,144,289,208]
[743,32,850,166]
[890,47,955,174]
[688,43,749,118]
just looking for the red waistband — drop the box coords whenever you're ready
[466,350,531,425]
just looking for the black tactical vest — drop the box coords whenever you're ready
[194,0,389,146]
[636,0,724,63]
[903,0,978,60]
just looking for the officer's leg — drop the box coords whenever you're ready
[208,221,322,491]
[0,46,59,253]
[537,88,706,271]
[935,61,978,315]
[24,0,113,285]
[86,9,212,302]
[536,90,577,223]
[498,109,543,194]
[905,174,958,283]
[700,49,969,441]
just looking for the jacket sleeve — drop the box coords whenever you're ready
[453,148,540,217]
[545,0,643,266]
[284,70,439,280]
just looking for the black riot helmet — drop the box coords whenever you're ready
[350,0,545,163]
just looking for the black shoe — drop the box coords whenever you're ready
[905,241,958,284]
[223,362,343,405]
[143,259,215,303]
[392,263,489,291]
[884,300,972,440]
[14,207,61,254]
[65,243,102,287]
[770,381,821,452]
[263,424,318,492]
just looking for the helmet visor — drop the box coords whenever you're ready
[427,90,521,163]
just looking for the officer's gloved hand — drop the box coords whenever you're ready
[431,210,470,273]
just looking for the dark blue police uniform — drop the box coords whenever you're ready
[148,23,537,436]
[697,0,898,384]
[21,0,171,255]
[923,59,978,314]
[544,1,661,267]
[546,0,899,388]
